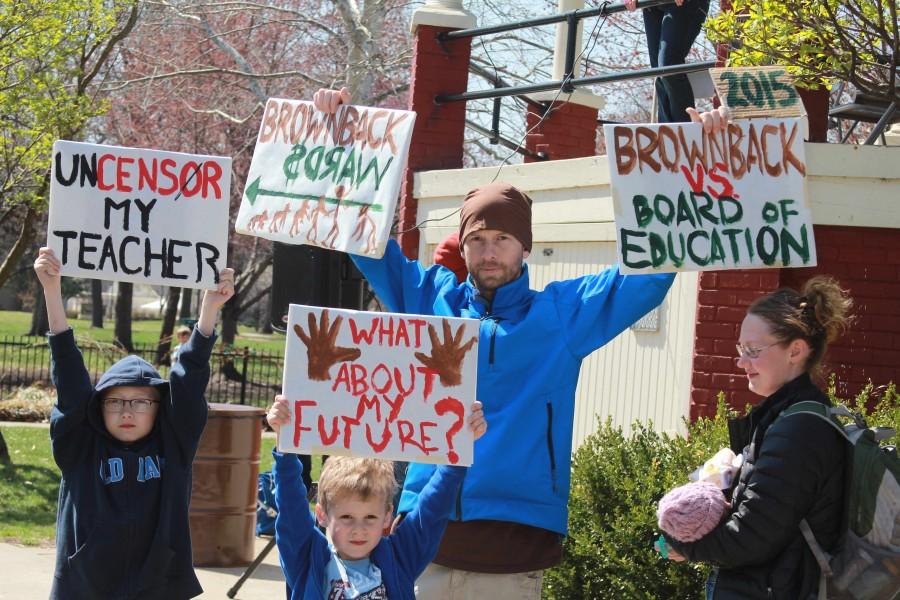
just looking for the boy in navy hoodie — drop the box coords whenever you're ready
[34,247,234,600]
[266,394,486,600]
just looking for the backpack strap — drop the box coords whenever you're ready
[799,518,831,600]
[780,401,850,442]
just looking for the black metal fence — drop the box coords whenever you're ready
[0,335,284,407]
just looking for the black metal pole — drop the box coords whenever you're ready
[464,119,547,161]
[490,96,501,144]
[436,61,717,104]
[864,101,897,145]
[239,347,249,405]
[437,0,674,41]
[468,63,546,112]
[562,12,578,93]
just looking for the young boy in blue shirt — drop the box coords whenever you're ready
[34,246,234,600]
[266,395,486,600]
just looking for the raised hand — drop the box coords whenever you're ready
[34,247,62,290]
[267,394,291,434]
[313,87,351,114]
[33,247,68,334]
[294,309,361,381]
[203,268,236,311]
[197,267,235,337]
[686,105,731,134]
[414,319,478,387]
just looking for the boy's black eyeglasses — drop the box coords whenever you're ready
[102,398,159,413]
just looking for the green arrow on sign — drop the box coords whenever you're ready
[243,177,382,211]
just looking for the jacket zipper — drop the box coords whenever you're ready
[546,403,557,492]
[480,314,501,366]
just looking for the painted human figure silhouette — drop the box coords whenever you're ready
[289,200,311,237]
[247,210,269,232]
[322,185,351,249]
[414,319,478,386]
[293,309,361,381]
[269,203,291,233]
[351,205,378,254]
[307,196,337,244]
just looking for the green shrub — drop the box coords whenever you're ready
[544,382,899,600]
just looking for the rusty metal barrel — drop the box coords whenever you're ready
[189,403,266,567]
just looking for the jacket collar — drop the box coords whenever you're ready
[728,372,821,453]
[465,262,532,318]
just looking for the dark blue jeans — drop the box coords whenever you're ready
[642,0,710,123]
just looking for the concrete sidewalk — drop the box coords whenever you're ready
[0,538,287,600]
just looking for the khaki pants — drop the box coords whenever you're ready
[414,562,543,600]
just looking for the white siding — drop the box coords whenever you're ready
[414,143,900,450]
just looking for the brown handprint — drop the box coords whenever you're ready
[414,319,478,387]
[294,309,361,381]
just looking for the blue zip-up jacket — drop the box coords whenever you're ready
[353,239,674,535]
[49,327,212,600]
[273,451,465,599]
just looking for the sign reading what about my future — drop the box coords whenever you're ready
[234,98,415,258]
[280,305,479,465]
[604,117,816,274]
[48,140,231,289]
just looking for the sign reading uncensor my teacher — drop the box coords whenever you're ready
[280,305,479,465]
[48,140,231,289]
[603,117,816,273]
[235,98,415,258]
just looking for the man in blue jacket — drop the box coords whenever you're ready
[314,87,676,600]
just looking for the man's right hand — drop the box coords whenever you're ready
[34,247,62,290]
[686,106,730,134]
[267,394,292,434]
[313,87,351,114]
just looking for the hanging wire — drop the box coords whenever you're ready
[393,1,613,235]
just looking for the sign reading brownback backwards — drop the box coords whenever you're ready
[710,66,803,119]
[603,118,816,274]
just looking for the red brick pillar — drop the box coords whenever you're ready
[690,269,783,420]
[524,101,600,162]
[397,25,472,259]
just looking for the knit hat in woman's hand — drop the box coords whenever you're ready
[657,480,727,543]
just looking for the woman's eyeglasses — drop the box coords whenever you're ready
[735,342,778,359]
[102,398,159,413]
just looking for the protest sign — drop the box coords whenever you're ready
[280,305,479,465]
[604,117,816,273]
[48,140,231,289]
[235,98,415,258]
[710,66,803,119]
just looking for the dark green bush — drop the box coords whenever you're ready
[543,381,898,600]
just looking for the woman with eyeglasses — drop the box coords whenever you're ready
[660,276,853,599]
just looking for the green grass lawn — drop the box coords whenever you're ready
[0,426,59,545]
[0,427,311,545]
[0,310,286,352]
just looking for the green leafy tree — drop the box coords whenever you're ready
[0,0,139,291]
[706,0,898,100]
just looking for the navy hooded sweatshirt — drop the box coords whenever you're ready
[48,326,212,600]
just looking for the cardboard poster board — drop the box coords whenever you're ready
[47,140,231,289]
[710,66,804,119]
[604,117,816,273]
[280,305,479,465]
[235,98,415,258]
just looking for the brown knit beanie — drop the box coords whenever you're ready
[458,182,533,252]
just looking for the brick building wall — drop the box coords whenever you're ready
[524,101,599,162]
[690,224,900,420]
[398,25,472,259]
